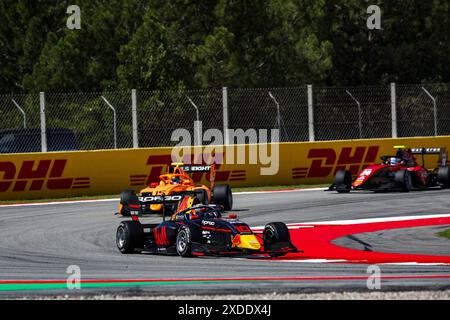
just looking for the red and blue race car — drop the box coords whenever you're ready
[116,194,297,257]
[329,146,450,193]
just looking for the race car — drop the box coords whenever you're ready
[117,162,233,216]
[329,146,450,193]
[116,195,297,257]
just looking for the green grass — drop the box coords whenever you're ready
[0,184,328,205]
[437,229,450,239]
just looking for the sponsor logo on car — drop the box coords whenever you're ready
[138,195,183,203]
[354,168,374,186]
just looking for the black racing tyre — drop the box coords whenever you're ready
[120,189,135,203]
[334,170,352,193]
[395,169,412,192]
[176,225,194,257]
[119,189,138,217]
[213,185,233,210]
[438,166,450,188]
[195,189,209,205]
[116,221,145,254]
[263,222,290,257]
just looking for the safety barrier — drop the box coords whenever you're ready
[1,136,450,200]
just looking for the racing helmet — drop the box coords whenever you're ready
[171,176,182,185]
[204,207,220,218]
[389,157,398,166]
[187,208,200,220]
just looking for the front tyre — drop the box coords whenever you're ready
[263,222,290,257]
[116,221,145,254]
[195,189,209,205]
[176,226,193,257]
[334,170,352,193]
[395,169,413,192]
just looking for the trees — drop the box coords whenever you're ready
[379,0,450,84]
[116,7,189,91]
[320,0,450,86]
[0,0,448,93]
[21,0,148,92]
[201,0,333,87]
[0,0,67,92]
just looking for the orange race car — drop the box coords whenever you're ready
[117,163,233,216]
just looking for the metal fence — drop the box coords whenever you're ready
[1,83,449,153]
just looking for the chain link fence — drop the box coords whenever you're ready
[0,93,41,153]
[1,83,449,153]
[44,92,133,150]
[138,89,223,148]
[228,88,309,142]
[397,83,450,137]
[314,85,392,141]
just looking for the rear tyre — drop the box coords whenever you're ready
[120,189,135,203]
[176,225,194,257]
[334,170,352,193]
[116,221,145,254]
[263,222,290,257]
[195,189,209,205]
[395,170,412,192]
[119,189,138,217]
[213,185,233,210]
[438,166,450,188]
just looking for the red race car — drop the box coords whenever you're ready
[329,146,450,193]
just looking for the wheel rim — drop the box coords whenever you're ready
[117,227,125,249]
[264,228,275,245]
[177,230,187,252]
[345,172,352,188]
[405,172,412,189]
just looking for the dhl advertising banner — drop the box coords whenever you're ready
[1,136,450,200]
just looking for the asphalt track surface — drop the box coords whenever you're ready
[0,188,449,297]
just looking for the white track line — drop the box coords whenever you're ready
[288,213,450,226]
[233,257,450,266]
[275,260,450,266]
[379,262,450,266]
[0,198,120,208]
[251,213,450,231]
[235,188,326,195]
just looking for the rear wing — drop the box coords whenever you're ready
[409,147,448,167]
[410,147,445,155]
[179,165,212,172]
[182,164,217,189]
[169,163,217,189]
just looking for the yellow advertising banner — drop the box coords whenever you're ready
[1,136,450,200]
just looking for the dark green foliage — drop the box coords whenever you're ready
[0,0,448,93]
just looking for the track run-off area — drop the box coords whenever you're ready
[0,188,449,296]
